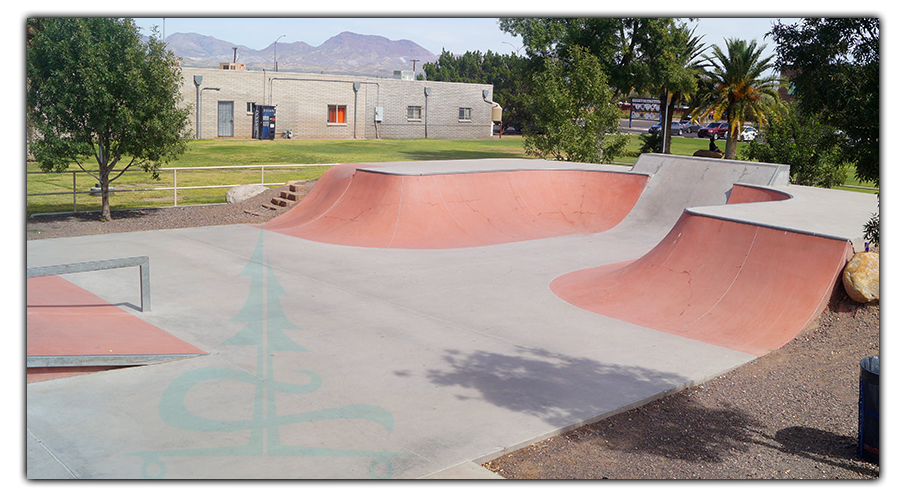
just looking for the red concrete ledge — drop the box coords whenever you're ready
[27,275,205,383]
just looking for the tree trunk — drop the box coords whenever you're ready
[724,118,739,159]
[665,94,678,155]
[100,168,111,222]
[659,89,670,154]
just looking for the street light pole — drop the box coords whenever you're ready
[193,75,203,139]
[274,35,286,72]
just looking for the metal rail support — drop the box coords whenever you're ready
[27,256,151,312]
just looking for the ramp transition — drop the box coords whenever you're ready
[550,211,853,356]
[262,163,649,249]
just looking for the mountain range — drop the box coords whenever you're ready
[162,31,438,77]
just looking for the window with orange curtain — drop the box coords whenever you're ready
[328,105,347,124]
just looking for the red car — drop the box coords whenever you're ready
[697,122,729,140]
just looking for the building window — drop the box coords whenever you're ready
[407,106,422,121]
[246,102,256,115]
[458,107,472,121]
[328,105,347,124]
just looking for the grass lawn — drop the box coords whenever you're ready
[26,134,876,215]
[837,165,879,193]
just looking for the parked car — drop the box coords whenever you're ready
[697,122,729,140]
[679,120,703,134]
[724,126,760,142]
[648,121,684,136]
[738,126,758,142]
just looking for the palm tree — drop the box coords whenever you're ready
[698,38,782,159]
[662,26,707,153]
[637,21,707,154]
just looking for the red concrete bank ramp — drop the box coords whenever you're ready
[27,275,205,382]
[550,212,854,356]
[263,164,648,248]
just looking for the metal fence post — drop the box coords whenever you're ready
[173,169,178,207]
[72,171,78,213]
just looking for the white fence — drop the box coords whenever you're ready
[27,164,335,215]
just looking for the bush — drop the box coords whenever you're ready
[864,195,879,247]
[523,47,625,163]
[638,132,663,154]
[738,103,847,188]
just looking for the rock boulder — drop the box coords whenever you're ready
[226,184,269,204]
[842,252,879,303]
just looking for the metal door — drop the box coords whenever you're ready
[217,101,234,137]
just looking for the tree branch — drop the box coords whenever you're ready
[73,157,100,183]
[108,157,137,184]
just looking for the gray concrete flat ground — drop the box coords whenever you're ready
[25,157,877,479]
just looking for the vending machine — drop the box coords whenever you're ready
[252,105,276,140]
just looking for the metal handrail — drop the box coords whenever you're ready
[27,163,335,214]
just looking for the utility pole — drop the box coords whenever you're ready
[411,59,420,73]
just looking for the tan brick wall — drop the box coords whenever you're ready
[179,68,493,140]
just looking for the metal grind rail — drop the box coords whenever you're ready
[27,163,336,214]
[27,256,210,369]
[27,256,151,312]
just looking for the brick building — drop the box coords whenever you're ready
[181,67,496,140]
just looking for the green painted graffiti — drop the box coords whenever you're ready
[127,231,401,478]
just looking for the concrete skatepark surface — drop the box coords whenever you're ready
[26,155,877,479]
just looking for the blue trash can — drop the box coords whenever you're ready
[858,355,879,463]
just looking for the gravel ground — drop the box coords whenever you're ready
[484,298,880,480]
[26,186,880,479]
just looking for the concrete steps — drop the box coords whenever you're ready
[266,180,314,210]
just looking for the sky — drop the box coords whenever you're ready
[131,16,799,62]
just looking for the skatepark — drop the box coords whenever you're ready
[26,154,877,479]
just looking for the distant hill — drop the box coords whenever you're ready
[160,31,437,77]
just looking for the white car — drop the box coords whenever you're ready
[739,126,758,142]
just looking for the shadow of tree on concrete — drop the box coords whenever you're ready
[419,346,690,428]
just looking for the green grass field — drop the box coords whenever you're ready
[26,135,876,216]
[26,138,532,215]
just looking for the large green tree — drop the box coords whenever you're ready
[422,49,530,131]
[27,18,191,221]
[499,17,678,100]
[697,38,782,159]
[522,46,626,163]
[768,18,879,185]
[499,18,707,154]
